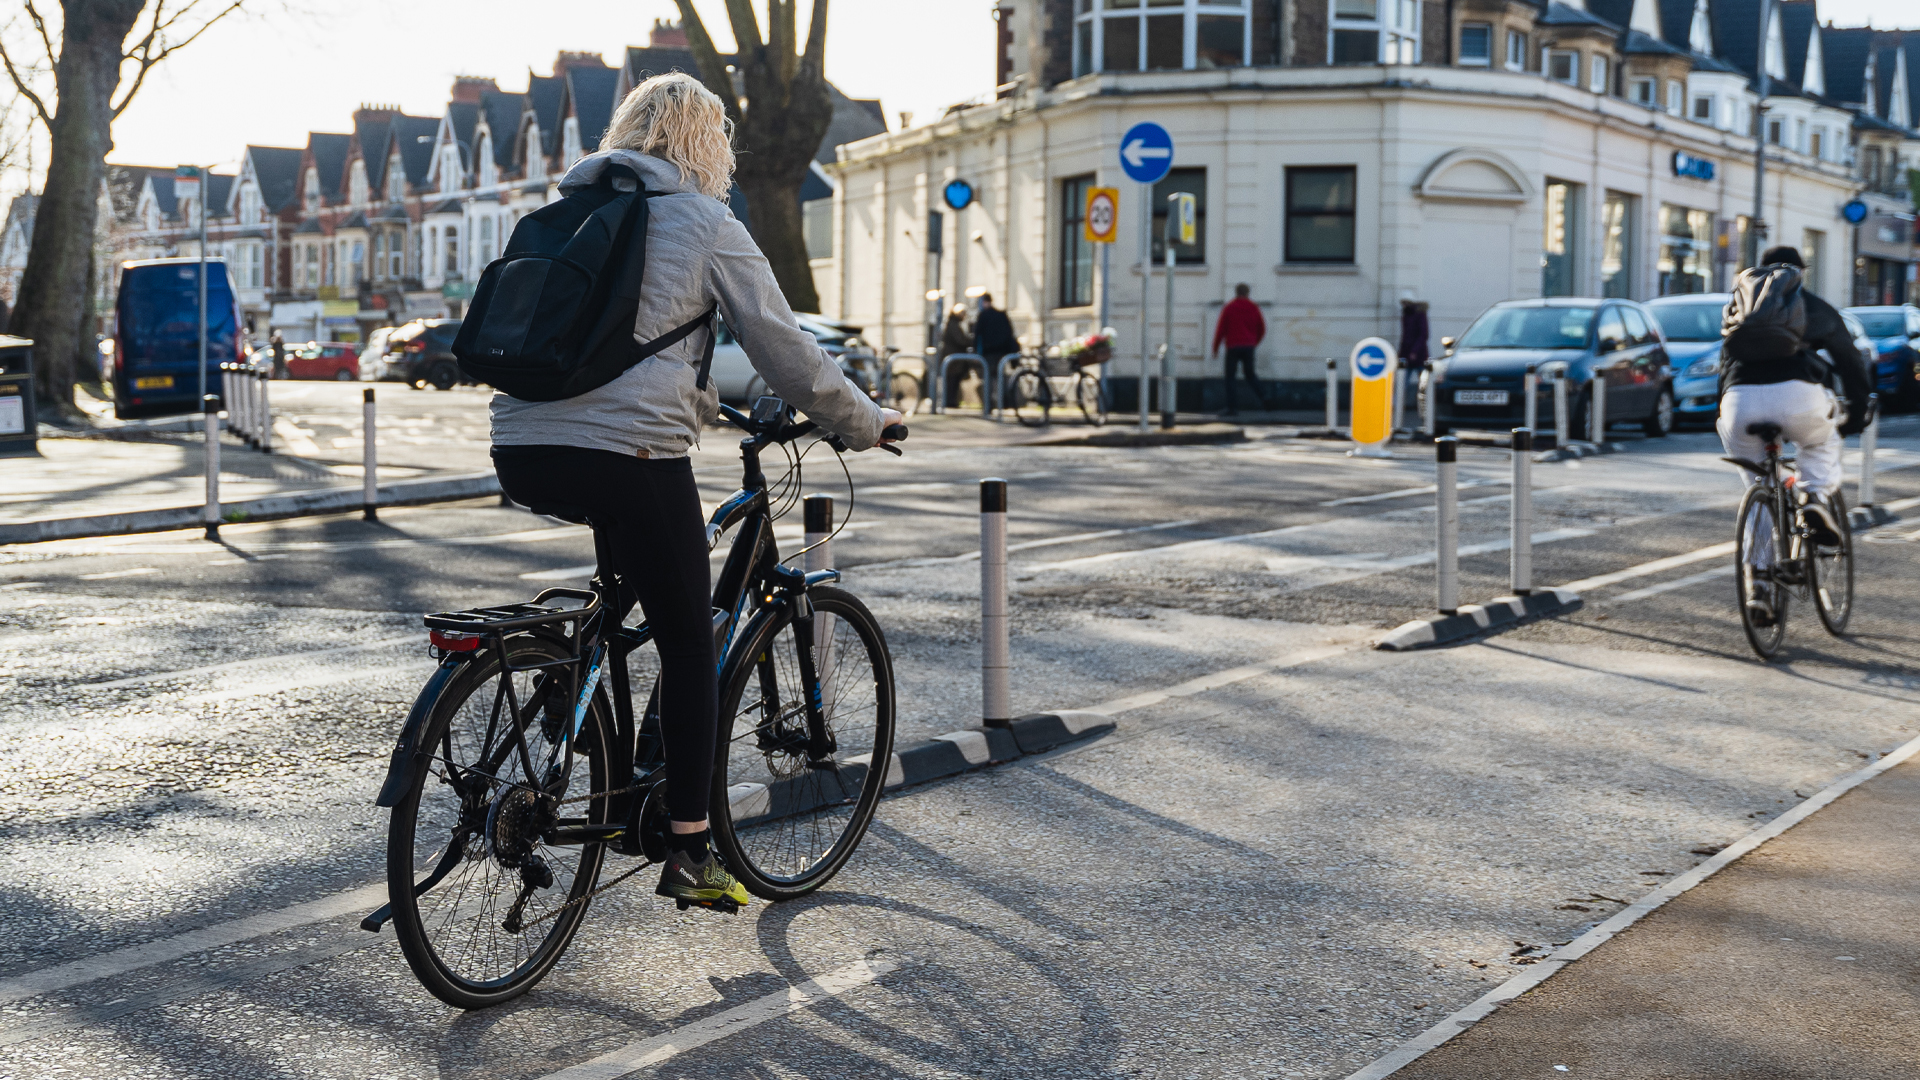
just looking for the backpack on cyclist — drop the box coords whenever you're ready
[1721,263,1807,363]
[452,162,716,401]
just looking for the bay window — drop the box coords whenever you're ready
[1073,0,1250,75]
[1459,23,1491,65]
[1329,0,1419,64]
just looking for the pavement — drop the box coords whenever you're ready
[3,391,1919,1078]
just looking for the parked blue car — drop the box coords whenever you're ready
[1644,293,1729,427]
[1841,305,1920,411]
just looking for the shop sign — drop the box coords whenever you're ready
[1671,152,1715,181]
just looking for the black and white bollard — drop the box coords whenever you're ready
[1390,357,1406,435]
[1588,371,1606,444]
[1523,363,1538,435]
[1553,372,1569,448]
[1436,436,1459,614]
[362,388,378,521]
[1421,367,1436,437]
[980,478,1010,728]
[1510,428,1533,595]
[1324,359,1339,431]
[203,394,221,539]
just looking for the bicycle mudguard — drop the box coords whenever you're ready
[1721,456,1770,476]
[375,658,464,808]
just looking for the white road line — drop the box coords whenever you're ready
[521,565,598,581]
[85,636,419,690]
[76,567,160,580]
[1558,542,1736,594]
[1343,730,1920,1080]
[1602,565,1734,605]
[1321,479,1503,506]
[1082,642,1366,717]
[39,525,590,558]
[533,958,900,1080]
[1030,517,1593,573]
[0,883,387,1007]
[857,519,1201,571]
[177,661,433,705]
[521,523,882,579]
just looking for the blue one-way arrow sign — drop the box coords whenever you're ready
[1119,122,1173,184]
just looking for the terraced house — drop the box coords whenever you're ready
[816,0,1920,409]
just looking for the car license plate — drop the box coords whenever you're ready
[1454,389,1509,405]
[133,376,174,390]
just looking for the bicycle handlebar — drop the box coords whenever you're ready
[715,402,908,455]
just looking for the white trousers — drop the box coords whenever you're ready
[1717,381,1842,497]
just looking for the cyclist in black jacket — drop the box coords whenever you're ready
[1719,246,1871,622]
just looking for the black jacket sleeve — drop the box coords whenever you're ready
[1803,293,1871,417]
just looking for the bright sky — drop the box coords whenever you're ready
[3,0,1918,189]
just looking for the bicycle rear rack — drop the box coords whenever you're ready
[423,588,602,634]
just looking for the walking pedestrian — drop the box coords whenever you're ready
[269,329,288,380]
[937,303,974,407]
[1211,283,1267,415]
[972,292,1018,408]
[1398,298,1430,371]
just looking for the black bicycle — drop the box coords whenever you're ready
[1726,408,1862,660]
[365,399,905,1008]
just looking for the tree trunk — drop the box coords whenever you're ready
[14,0,147,418]
[736,171,818,314]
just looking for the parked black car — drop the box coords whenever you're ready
[376,319,468,390]
[1429,298,1673,440]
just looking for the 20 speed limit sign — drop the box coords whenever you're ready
[1084,187,1119,244]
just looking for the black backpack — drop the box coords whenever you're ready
[1722,264,1807,362]
[453,163,716,401]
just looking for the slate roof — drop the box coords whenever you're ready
[338,211,368,230]
[447,101,480,165]
[3,193,37,241]
[1622,28,1691,57]
[1778,0,1817,89]
[355,114,394,192]
[308,132,351,201]
[246,146,304,213]
[105,165,164,222]
[293,216,323,235]
[1904,36,1920,126]
[526,74,564,158]
[1820,26,1874,104]
[567,65,619,153]
[1871,36,1899,120]
[1656,0,1694,48]
[390,114,440,190]
[377,203,410,221]
[622,44,703,84]
[205,173,234,217]
[150,172,177,218]
[479,89,524,170]
[818,87,888,165]
[1540,2,1620,30]
[1586,0,1633,33]
[1709,0,1761,81]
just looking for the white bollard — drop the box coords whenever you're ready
[1553,374,1569,448]
[203,395,221,538]
[1589,371,1606,445]
[1523,363,1538,436]
[1860,409,1878,509]
[804,494,836,712]
[363,388,378,521]
[256,367,272,453]
[1324,359,1338,431]
[1389,357,1406,436]
[1422,367,1436,437]
[980,478,1010,728]
[1436,436,1459,614]
[1511,428,1533,594]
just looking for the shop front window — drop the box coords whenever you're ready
[1074,0,1249,74]
[1543,180,1582,297]
[1600,191,1636,298]
[1658,205,1712,296]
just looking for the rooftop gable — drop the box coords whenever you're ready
[1820,25,1873,104]
[245,146,304,212]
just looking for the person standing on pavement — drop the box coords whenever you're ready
[972,292,1018,404]
[937,303,973,408]
[269,329,287,380]
[1398,298,1429,372]
[1211,283,1267,415]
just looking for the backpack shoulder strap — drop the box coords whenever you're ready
[632,304,721,388]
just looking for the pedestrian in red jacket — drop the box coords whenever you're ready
[1212,283,1268,415]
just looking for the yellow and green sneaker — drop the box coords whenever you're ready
[655,845,750,913]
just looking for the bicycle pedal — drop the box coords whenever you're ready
[675,896,742,915]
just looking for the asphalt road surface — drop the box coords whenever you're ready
[3,411,1917,1079]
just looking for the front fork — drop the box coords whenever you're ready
[785,587,838,763]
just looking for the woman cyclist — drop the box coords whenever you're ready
[488,73,902,911]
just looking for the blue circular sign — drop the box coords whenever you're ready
[943,180,974,211]
[1842,199,1869,225]
[1119,122,1174,185]
[1353,344,1390,380]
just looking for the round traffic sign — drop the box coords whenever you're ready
[944,180,974,211]
[1842,199,1869,225]
[1119,122,1173,185]
[1086,189,1118,243]
[1351,338,1395,381]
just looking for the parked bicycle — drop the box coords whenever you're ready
[1726,402,1866,659]
[1002,345,1108,428]
[365,399,906,1008]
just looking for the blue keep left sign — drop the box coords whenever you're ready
[1120,122,1173,185]
[1353,342,1391,380]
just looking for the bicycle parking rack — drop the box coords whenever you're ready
[933,352,1011,418]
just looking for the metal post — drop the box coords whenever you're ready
[1421,367,1436,437]
[235,364,252,447]
[1325,359,1338,430]
[1523,363,1538,436]
[1098,241,1111,339]
[1436,436,1459,614]
[196,168,208,410]
[1160,245,1176,430]
[203,395,221,538]
[1389,357,1406,436]
[1588,370,1606,444]
[1553,373,1570,447]
[1750,0,1771,267]
[1860,409,1878,508]
[1511,428,1533,595]
[804,494,836,708]
[1137,182,1151,434]
[256,366,271,453]
[980,478,1010,728]
[363,388,378,521]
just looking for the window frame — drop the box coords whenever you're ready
[1691,95,1713,122]
[1059,174,1096,308]
[1589,54,1609,93]
[1629,77,1655,106]
[1505,29,1526,71]
[1073,0,1251,75]
[1284,165,1358,265]
[1666,81,1684,115]
[1458,22,1491,66]
[1546,49,1578,84]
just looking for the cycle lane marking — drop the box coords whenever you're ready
[852,518,1201,571]
[531,957,901,1080]
[82,636,422,691]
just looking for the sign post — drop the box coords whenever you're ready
[1120,122,1173,434]
[1347,337,1397,458]
[1162,192,1195,430]
[1085,186,1119,390]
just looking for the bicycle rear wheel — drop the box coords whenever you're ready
[1010,369,1051,427]
[1735,485,1789,660]
[387,634,610,1009]
[1075,371,1108,426]
[1810,490,1854,636]
[712,585,895,901]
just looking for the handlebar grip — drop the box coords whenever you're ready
[881,424,909,442]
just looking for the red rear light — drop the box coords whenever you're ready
[429,630,482,651]
[405,341,425,353]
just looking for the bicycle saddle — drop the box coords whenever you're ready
[1745,421,1783,442]
[526,502,593,525]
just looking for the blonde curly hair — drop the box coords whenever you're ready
[601,72,735,199]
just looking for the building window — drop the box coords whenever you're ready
[1459,23,1491,65]
[1150,168,1206,264]
[1284,166,1355,264]
[1505,30,1526,71]
[1658,205,1712,296]
[349,241,364,286]
[1060,174,1095,308]
[1691,95,1713,122]
[1601,191,1636,298]
[1629,78,1654,105]
[1665,81,1683,114]
[1074,0,1249,75]
[1330,0,1378,63]
[390,232,404,277]
[444,226,459,278]
[1802,228,1825,289]
[1546,50,1577,83]
[1767,117,1782,144]
[304,243,318,288]
[1810,128,1824,160]
[479,217,494,265]
[1590,55,1609,92]
[1543,180,1582,296]
[803,198,834,260]
[1794,118,1806,152]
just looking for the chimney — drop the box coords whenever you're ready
[353,103,400,123]
[650,18,689,48]
[450,76,499,104]
[553,51,608,74]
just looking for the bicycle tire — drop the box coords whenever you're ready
[387,634,611,1009]
[1735,484,1789,660]
[888,372,923,416]
[1811,490,1854,636]
[1076,372,1107,426]
[1011,369,1051,427]
[711,585,895,902]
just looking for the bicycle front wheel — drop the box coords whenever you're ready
[1811,490,1854,636]
[1076,372,1108,426]
[1735,485,1789,659]
[1010,369,1051,427]
[386,634,611,1009]
[712,585,895,901]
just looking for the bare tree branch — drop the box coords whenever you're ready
[723,0,762,52]
[112,0,245,117]
[22,1,56,69]
[803,0,828,73]
[769,0,794,88]
[0,40,52,126]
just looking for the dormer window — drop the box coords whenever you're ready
[1666,81,1683,115]
[387,154,405,201]
[1505,30,1526,71]
[1546,50,1577,84]
[1590,55,1609,92]
[1459,23,1491,65]
[1072,0,1252,75]
[304,167,320,211]
[1691,96,1713,123]
[1630,78,1655,106]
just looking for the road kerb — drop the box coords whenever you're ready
[1339,728,1920,1080]
[1376,589,1583,651]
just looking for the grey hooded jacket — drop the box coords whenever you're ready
[489,150,884,457]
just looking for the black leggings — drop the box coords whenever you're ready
[492,446,715,824]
